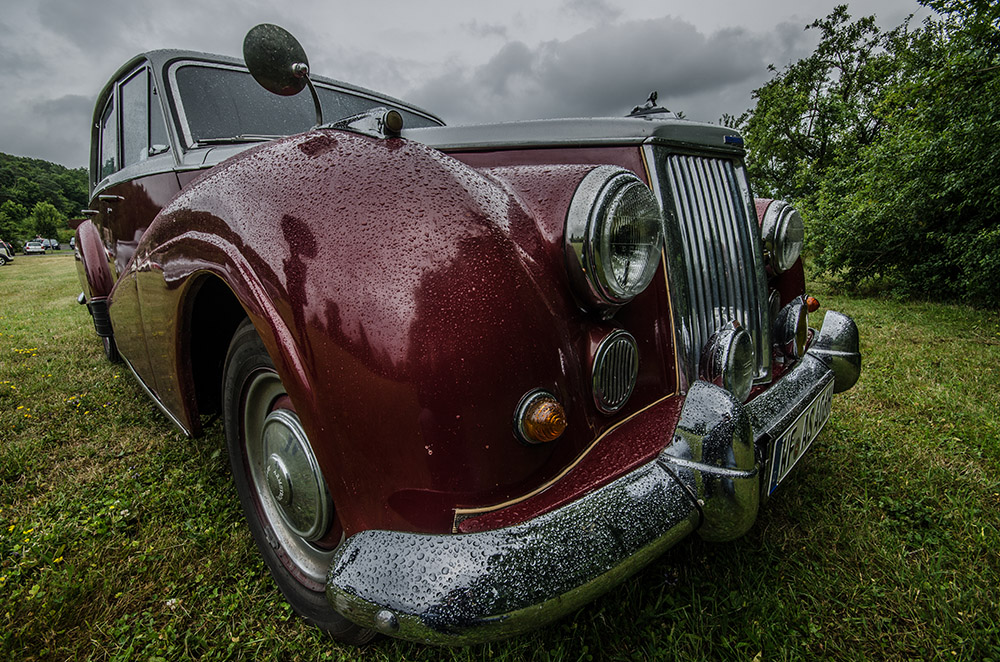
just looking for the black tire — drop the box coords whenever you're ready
[0,255,7,266]
[102,334,121,363]
[222,319,374,644]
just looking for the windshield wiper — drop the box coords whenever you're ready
[194,134,283,146]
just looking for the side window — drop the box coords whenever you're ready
[99,97,117,179]
[121,70,147,167]
[150,81,169,155]
[121,67,171,168]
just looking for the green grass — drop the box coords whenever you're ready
[1,255,998,661]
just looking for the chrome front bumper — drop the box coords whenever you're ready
[325,311,860,644]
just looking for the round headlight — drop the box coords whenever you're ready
[566,166,664,311]
[761,200,804,273]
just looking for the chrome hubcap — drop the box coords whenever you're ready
[260,409,332,540]
[244,370,335,588]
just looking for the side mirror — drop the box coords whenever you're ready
[243,23,309,96]
[243,23,323,124]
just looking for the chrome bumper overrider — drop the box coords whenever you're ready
[325,311,860,645]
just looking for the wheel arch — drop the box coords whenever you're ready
[179,272,252,432]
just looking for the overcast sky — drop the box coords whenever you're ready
[0,0,929,169]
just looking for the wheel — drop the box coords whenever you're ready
[222,319,374,644]
[102,334,121,363]
[0,255,7,266]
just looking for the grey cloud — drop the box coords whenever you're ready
[3,94,91,167]
[36,0,153,51]
[561,0,623,24]
[0,0,897,169]
[34,94,93,125]
[462,20,509,40]
[405,16,802,125]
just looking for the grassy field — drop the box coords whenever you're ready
[1,254,998,661]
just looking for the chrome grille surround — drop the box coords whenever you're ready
[643,146,771,385]
[592,330,639,413]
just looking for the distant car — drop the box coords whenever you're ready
[24,241,46,255]
[0,242,12,265]
[50,239,61,251]
[75,23,862,645]
[70,236,76,250]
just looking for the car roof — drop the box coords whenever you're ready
[93,48,443,138]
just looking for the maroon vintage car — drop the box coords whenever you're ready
[75,24,861,645]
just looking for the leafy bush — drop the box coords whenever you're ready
[736,2,1000,307]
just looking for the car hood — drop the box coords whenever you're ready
[403,116,744,154]
[182,116,743,172]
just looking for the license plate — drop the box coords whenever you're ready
[767,380,835,495]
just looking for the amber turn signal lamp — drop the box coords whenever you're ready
[514,390,567,444]
[806,296,820,313]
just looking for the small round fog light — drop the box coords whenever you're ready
[701,323,755,402]
[774,297,809,360]
[514,390,567,444]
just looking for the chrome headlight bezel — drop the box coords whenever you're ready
[565,166,664,312]
[761,200,804,273]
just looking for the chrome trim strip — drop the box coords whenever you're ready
[121,354,192,437]
[452,391,677,522]
[642,144,695,389]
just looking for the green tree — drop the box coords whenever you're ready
[30,201,63,239]
[737,2,1000,306]
[737,5,902,200]
[0,152,88,219]
[0,200,30,245]
[809,1,1000,303]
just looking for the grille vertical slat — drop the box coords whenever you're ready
[666,158,708,353]
[696,159,732,331]
[709,161,742,321]
[660,153,770,381]
[712,160,749,326]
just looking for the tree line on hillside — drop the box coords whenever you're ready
[0,152,89,249]
[730,0,999,306]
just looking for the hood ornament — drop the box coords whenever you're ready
[628,91,674,119]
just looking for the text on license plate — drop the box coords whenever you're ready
[768,380,835,495]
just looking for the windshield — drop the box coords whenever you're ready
[172,63,442,145]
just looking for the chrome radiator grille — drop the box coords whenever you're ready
[659,153,770,381]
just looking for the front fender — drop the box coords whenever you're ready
[137,130,607,535]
